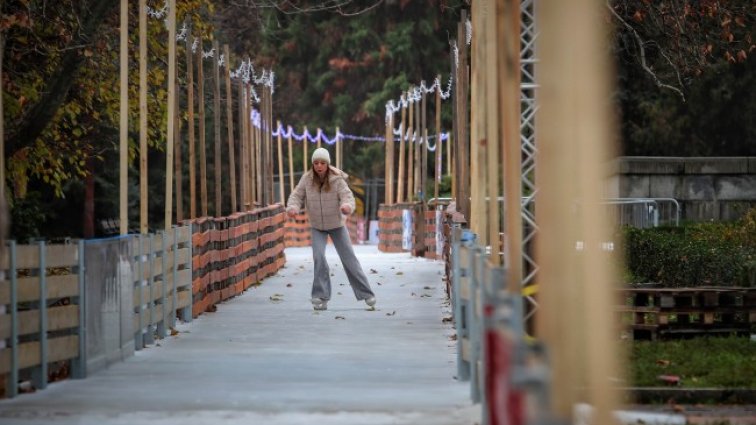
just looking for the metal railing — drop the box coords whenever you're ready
[450,224,559,424]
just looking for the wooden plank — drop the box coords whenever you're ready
[406,90,414,202]
[197,43,208,218]
[213,39,223,217]
[176,289,191,309]
[152,256,164,278]
[120,0,128,234]
[174,247,191,266]
[139,0,149,234]
[287,127,295,195]
[151,281,166,303]
[15,244,79,269]
[186,31,197,219]
[224,44,238,213]
[176,226,192,244]
[0,274,78,304]
[397,104,406,203]
[0,335,79,374]
[0,305,79,340]
[176,269,192,289]
[133,284,150,308]
[175,54,183,223]
[277,120,285,204]
[165,0,176,229]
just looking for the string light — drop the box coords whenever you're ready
[146,3,168,19]
[146,4,453,147]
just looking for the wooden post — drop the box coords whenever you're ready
[484,0,501,262]
[175,60,183,222]
[287,126,295,195]
[139,0,148,234]
[119,0,128,235]
[302,126,309,175]
[456,13,470,222]
[397,103,406,203]
[254,104,262,206]
[414,91,422,201]
[197,45,208,217]
[500,0,523,288]
[470,0,488,245]
[266,86,274,205]
[406,94,414,202]
[186,32,196,219]
[212,40,222,217]
[239,82,249,210]
[0,31,4,203]
[164,0,176,229]
[536,0,622,422]
[385,117,394,205]
[434,77,441,202]
[335,127,342,170]
[224,45,237,213]
[277,120,285,204]
[420,82,428,202]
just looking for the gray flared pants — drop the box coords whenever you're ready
[311,226,374,301]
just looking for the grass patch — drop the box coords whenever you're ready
[628,336,756,388]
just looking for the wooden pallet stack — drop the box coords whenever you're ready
[619,286,756,340]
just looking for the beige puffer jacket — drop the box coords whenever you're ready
[286,166,356,231]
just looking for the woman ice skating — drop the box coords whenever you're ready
[286,147,376,311]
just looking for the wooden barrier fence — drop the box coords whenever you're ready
[132,226,194,349]
[377,202,419,253]
[0,241,85,398]
[187,204,286,317]
[1,206,288,399]
[284,212,362,248]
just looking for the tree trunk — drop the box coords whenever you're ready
[5,0,119,159]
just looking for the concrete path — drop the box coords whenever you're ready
[0,245,480,425]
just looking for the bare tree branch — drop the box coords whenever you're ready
[337,0,384,17]
[607,2,686,102]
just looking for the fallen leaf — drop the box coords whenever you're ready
[442,316,453,323]
[423,286,432,290]
[337,292,342,295]
[391,267,395,269]
[411,292,417,296]
[656,359,671,367]
[421,294,431,298]
[335,316,346,320]
[376,282,382,286]
[386,311,396,316]
[170,327,180,336]
[396,271,404,275]
[370,269,378,274]
[286,283,293,287]
[269,294,284,303]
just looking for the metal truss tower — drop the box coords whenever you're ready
[520,0,539,320]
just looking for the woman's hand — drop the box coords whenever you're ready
[340,204,352,215]
[286,208,297,218]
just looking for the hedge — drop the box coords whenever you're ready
[624,208,756,288]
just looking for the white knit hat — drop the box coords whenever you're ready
[311,147,331,164]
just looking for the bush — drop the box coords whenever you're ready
[624,208,755,287]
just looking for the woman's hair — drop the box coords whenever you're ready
[311,167,331,192]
